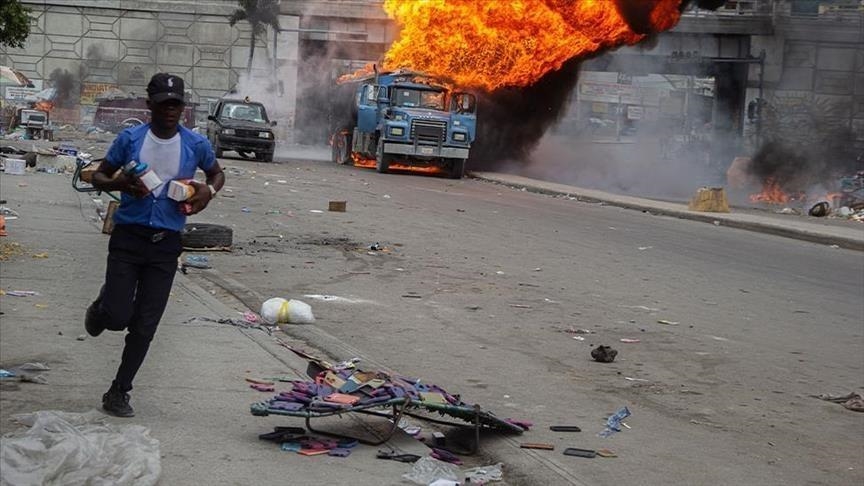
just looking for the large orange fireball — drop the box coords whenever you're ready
[382,0,684,91]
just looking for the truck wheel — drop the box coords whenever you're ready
[375,142,390,174]
[331,131,351,165]
[257,151,273,163]
[448,158,465,179]
[182,223,233,249]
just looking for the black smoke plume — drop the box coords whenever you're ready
[47,68,80,109]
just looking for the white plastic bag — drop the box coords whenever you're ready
[260,298,315,325]
[0,410,161,486]
[402,456,461,485]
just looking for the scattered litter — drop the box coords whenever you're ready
[509,304,531,309]
[813,392,864,412]
[183,316,273,334]
[596,448,618,458]
[829,244,840,249]
[76,335,87,341]
[637,246,653,251]
[0,369,15,378]
[309,209,324,214]
[573,336,585,341]
[184,255,211,269]
[243,311,260,323]
[599,406,631,438]
[328,201,347,212]
[566,328,594,335]
[241,207,251,213]
[431,448,463,465]
[495,271,505,275]
[402,294,422,299]
[463,463,504,483]
[708,335,729,342]
[620,338,640,343]
[624,377,649,382]
[377,450,422,463]
[549,425,581,432]
[369,242,382,251]
[533,267,542,271]
[34,303,48,309]
[383,194,391,199]
[563,448,596,458]
[622,305,660,312]
[656,319,679,326]
[303,294,375,305]
[520,442,555,450]
[260,297,315,325]
[31,252,49,258]
[277,180,287,184]
[5,290,40,297]
[0,410,160,486]
[402,457,461,485]
[591,345,618,363]
[245,377,275,386]
[250,383,275,392]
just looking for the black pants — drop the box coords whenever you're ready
[93,224,181,392]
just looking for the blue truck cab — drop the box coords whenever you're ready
[330,69,477,179]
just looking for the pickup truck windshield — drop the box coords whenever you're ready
[222,103,268,123]
[392,89,445,110]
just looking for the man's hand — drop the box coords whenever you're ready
[120,173,150,198]
[183,180,213,215]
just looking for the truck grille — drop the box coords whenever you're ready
[411,120,446,144]
[235,129,259,138]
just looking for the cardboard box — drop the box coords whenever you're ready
[3,158,26,175]
[168,180,195,201]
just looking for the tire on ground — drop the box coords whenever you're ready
[181,223,233,249]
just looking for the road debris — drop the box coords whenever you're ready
[520,442,555,450]
[0,410,160,486]
[599,406,631,438]
[591,345,617,363]
[260,297,315,325]
[328,200,347,212]
[563,448,596,458]
[620,338,640,343]
[549,425,581,432]
[656,319,679,326]
[813,392,864,412]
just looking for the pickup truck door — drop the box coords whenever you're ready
[356,85,378,134]
[207,102,222,140]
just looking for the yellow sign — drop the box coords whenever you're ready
[80,83,117,105]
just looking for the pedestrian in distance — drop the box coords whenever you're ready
[85,73,225,417]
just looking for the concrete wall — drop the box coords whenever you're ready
[1,0,299,139]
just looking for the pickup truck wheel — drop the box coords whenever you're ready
[448,158,465,179]
[375,142,390,174]
[257,151,274,163]
[181,223,233,249]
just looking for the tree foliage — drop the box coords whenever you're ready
[0,0,32,49]
[228,0,281,74]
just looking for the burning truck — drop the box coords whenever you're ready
[329,69,477,179]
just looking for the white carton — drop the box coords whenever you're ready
[3,158,26,175]
[168,180,195,201]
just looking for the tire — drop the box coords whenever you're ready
[257,151,273,163]
[238,151,254,159]
[448,158,465,179]
[181,223,233,249]
[375,140,390,174]
[331,131,351,165]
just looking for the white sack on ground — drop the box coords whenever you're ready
[0,410,160,486]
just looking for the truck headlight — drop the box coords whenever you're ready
[223,128,235,135]
[258,132,272,139]
[452,132,466,142]
[390,127,404,137]
[393,113,406,121]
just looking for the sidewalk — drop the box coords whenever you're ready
[472,172,864,251]
[0,172,428,485]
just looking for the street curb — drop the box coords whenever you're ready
[470,172,864,252]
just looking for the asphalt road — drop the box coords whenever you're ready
[186,154,863,485]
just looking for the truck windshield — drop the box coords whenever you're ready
[222,103,268,123]
[393,89,445,110]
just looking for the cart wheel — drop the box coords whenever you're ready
[181,223,233,249]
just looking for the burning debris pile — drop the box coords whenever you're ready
[377,0,722,167]
[743,133,864,219]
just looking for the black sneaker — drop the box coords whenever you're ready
[84,300,105,337]
[102,388,135,417]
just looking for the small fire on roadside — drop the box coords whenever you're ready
[750,178,842,206]
[34,101,53,112]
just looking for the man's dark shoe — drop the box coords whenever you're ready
[102,388,135,417]
[85,300,105,337]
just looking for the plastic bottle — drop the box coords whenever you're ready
[121,160,162,193]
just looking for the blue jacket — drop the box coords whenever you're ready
[105,124,216,232]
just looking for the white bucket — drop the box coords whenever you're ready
[4,158,26,175]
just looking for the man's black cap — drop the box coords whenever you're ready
[147,73,185,104]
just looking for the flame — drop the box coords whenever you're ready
[749,179,843,206]
[34,101,53,112]
[380,0,683,91]
[750,179,799,204]
[350,153,445,175]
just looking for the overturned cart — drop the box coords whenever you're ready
[250,346,525,453]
